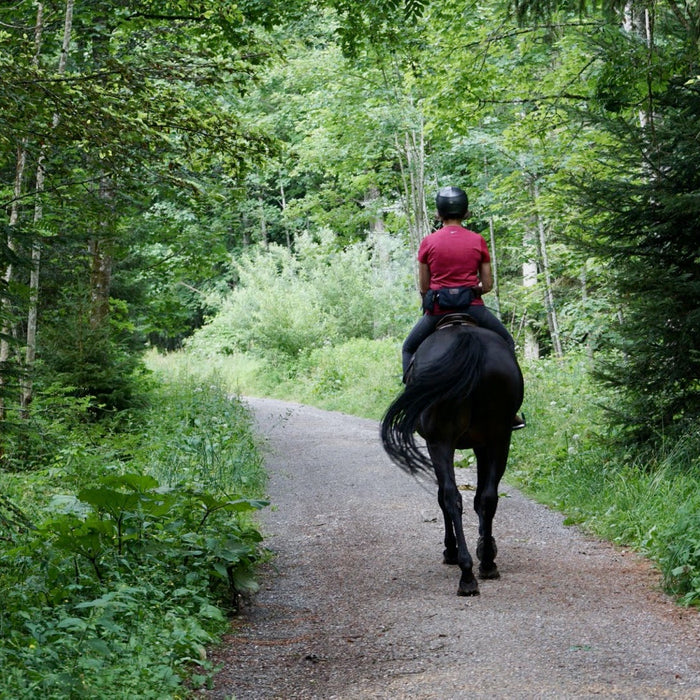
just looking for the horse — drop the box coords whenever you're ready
[381,316,524,596]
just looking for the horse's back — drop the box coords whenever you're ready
[415,324,520,390]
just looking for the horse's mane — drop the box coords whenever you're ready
[381,329,485,477]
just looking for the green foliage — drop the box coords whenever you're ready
[0,471,265,696]
[38,298,148,416]
[261,337,404,419]
[0,373,269,696]
[508,355,700,605]
[139,370,267,495]
[660,497,700,606]
[572,79,700,444]
[186,230,416,361]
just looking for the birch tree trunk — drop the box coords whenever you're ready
[0,147,28,422]
[21,0,74,416]
[396,120,431,282]
[532,180,563,357]
[522,254,540,360]
[487,217,502,318]
[1,4,44,422]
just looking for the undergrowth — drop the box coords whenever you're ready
[0,372,268,698]
[508,355,700,607]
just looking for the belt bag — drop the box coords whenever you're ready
[436,286,474,310]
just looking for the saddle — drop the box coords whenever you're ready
[435,313,478,330]
[403,313,479,384]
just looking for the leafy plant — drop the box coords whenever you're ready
[0,372,269,697]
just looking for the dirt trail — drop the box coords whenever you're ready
[203,397,700,699]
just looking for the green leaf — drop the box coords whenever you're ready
[57,617,89,632]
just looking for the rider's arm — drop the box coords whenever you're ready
[419,262,431,296]
[478,262,493,294]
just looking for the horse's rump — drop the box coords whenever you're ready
[381,327,488,476]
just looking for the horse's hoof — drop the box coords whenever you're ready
[457,574,480,596]
[478,564,500,580]
[458,583,480,596]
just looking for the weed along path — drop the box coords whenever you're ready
[203,397,700,699]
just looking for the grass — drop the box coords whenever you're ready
[146,339,404,421]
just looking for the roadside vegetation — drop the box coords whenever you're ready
[0,374,267,698]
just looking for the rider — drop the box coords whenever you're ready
[402,185,525,429]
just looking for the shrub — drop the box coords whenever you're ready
[0,372,269,697]
[185,230,416,361]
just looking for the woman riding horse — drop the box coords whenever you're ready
[402,186,524,430]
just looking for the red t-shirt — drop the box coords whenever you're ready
[417,224,490,312]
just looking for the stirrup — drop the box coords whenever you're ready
[512,413,526,430]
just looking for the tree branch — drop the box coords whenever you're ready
[664,0,693,34]
[126,12,209,22]
[1,174,113,211]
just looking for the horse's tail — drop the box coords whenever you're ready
[380,329,485,476]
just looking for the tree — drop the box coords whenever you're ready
[575,80,700,441]
[0,0,283,429]
[507,0,700,443]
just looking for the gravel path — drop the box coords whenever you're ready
[203,397,700,699]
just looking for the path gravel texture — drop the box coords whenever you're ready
[203,397,700,699]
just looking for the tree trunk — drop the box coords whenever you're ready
[522,254,539,360]
[487,217,501,317]
[396,120,431,279]
[21,0,74,416]
[280,182,291,250]
[532,180,563,357]
[0,145,27,422]
[522,191,540,361]
[1,4,45,422]
[89,175,116,329]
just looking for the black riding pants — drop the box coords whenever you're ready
[402,305,516,376]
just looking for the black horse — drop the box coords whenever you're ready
[381,318,524,596]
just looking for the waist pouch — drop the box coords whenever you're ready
[422,286,474,312]
[435,286,474,310]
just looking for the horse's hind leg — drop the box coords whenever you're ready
[436,459,459,565]
[473,443,509,580]
[428,441,479,596]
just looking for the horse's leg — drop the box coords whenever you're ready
[473,441,509,579]
[431,441,458,565]
[438,488,458,566]
[427,441,479,596]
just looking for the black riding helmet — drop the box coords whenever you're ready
[436,186,469,219]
